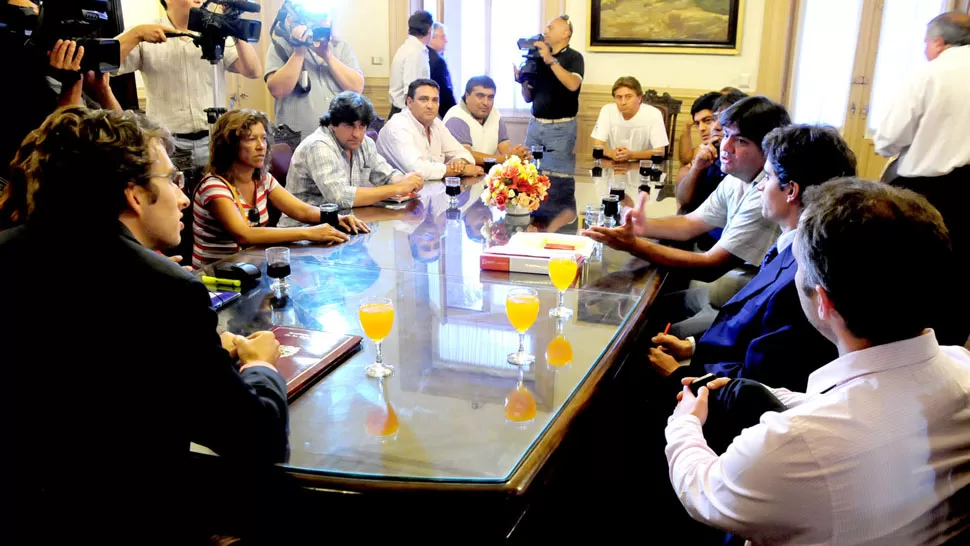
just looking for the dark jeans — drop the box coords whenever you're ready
[890,165,970,346]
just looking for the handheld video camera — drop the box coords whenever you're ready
[270,0,332,48]
[188,0,262,63]
[22,0,121,73]
[516,34,544,85]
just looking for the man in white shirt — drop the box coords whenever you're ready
[874,11,970,346]
[377,79,481,180]
[443,76,531,167]
[583,97,787,285]
[115,0,263,172]
[665,179,970,545]
[388,10,433,119]
[590,76,668,162]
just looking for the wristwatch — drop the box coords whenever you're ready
[547,58,560,66]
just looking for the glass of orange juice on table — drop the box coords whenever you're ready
[548,251,578,318]
[359,297,395,378]
[506,287,540,366]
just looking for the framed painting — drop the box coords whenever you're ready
[588,0,745,54]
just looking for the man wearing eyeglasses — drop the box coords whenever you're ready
[1,107,289,542]
[515,14,584,174]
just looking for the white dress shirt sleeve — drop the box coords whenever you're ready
[403,47,430,90]
[439,121,475,164]
[874,73,925,158]
[766,386,812,408]
[665,412,830,544]
[115,41,142,75]
[377,121,448,180]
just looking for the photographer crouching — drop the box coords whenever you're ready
[265,0,364,143]
[514,14,584,174]
[114,0,263,175]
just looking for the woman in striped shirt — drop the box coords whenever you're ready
[192,109,368,267]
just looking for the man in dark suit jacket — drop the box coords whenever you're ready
[649,125,858,392]
[428,22,456,119]
[1,107,289,543]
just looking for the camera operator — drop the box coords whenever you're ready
[3,1,121,180]
[114,0,263,173]
[514,14,584,173]
[265,3,364,142]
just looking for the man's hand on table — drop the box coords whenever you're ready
[582,192,649,251]
[671,376,732,425]
[234,331,280,369]
[338,214,370,235]
[394,172,424,194]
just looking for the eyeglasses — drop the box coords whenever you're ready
[151,171,185,190]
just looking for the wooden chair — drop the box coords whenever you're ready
[268,124,301,227]
[643,89,684,182]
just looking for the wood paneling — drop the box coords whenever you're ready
[577,85,709,170]
[756,0,797,104]
[364,77,392,119]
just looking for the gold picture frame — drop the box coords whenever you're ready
[587,0,745,55]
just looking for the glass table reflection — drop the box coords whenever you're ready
[198,167,677,488]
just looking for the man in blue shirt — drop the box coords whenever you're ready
[648,125,857,392]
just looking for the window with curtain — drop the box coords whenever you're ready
[867,0,950,134]
[436,0,542,115]
[790,0,865,126]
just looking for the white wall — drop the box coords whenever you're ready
[330,0,391,78]
[564,0,766,90]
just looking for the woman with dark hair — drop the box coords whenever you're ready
[192,109,368,267]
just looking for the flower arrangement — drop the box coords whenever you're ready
[480,155,551,213]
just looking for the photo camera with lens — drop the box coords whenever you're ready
[270,0,333,48]
[516,34,544,85]
[188,0,262,62]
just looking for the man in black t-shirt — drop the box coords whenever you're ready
[514,14,584,174]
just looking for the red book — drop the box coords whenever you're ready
[269,326,362,402]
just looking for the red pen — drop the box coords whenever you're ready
[663,322,671,336]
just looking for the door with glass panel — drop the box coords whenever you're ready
[788,0,953,180]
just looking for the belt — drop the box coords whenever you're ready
[533,116,576,124]
[173,130,209,141]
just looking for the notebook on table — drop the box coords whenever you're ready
[269,326,363,402]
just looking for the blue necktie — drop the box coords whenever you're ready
[760,244,779,270]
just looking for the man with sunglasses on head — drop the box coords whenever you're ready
[265,2,364,143]
[516,14,584,173]
[1,107,289,542]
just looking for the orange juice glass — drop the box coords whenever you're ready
[359,297,395,378]
[548,251,578,318]
[506,288,540,366]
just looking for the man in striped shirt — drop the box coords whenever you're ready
[280,91,424,219]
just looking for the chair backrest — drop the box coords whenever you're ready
[269,143,293,187]
[642,89,684,180]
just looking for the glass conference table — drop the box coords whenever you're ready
[193,165,677,535]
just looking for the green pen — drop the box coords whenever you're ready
[201,276,241,287]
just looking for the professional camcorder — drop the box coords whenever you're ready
[516,34,544,84]
[270,0,332,48]
[0,0,121,73]
[188,0,262,62]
